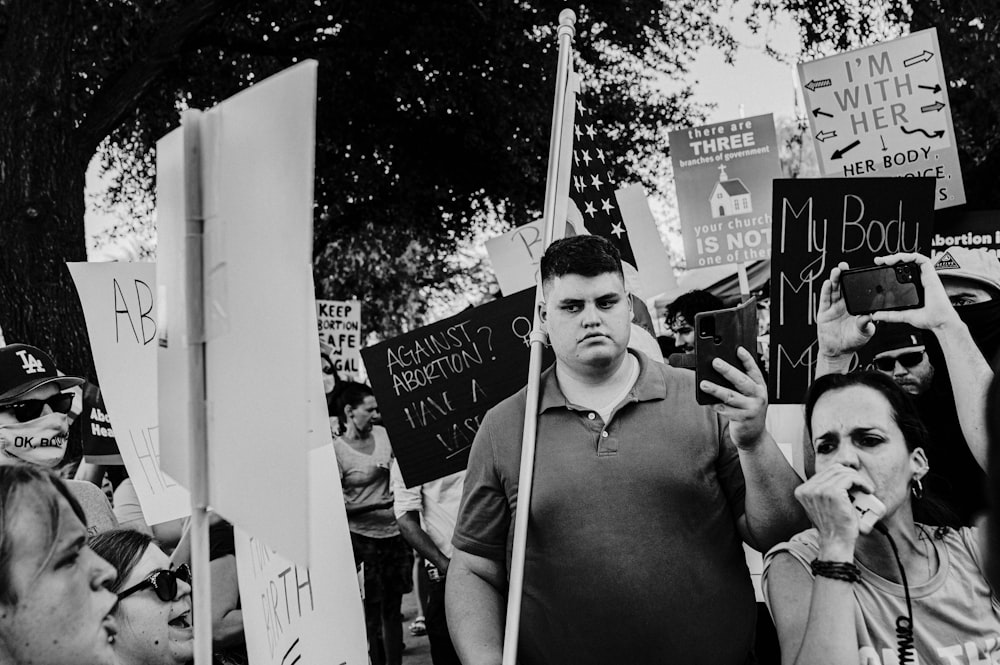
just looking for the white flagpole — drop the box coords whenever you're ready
[502,9,576,665]
[180,109,213,665]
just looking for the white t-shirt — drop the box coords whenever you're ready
[391,462,464,560]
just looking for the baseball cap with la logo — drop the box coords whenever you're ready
[0,344,85,407]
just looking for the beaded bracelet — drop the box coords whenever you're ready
[810,559,861,583]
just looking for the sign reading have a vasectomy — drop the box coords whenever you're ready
[798,28,965,209]
[669,114,781,268]
[362,288,553,487]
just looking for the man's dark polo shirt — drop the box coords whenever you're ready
[452,351,757,665]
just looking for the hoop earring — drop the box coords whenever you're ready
[911,477,924,499]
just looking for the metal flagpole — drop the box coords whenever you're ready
[501,9,576,665]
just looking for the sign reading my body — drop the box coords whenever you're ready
[385,321,495,396]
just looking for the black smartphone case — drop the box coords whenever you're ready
[695,297,758,405]
[840,264,924,315]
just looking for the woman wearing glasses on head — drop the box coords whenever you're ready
[90,529,194,665]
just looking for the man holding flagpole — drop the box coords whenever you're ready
[446,234,805,664]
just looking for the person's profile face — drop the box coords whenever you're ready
[349,395,380,432]
[114,545,193,665]
[0,490,118,665]
[540,272,630,374]
[668,315,696,354]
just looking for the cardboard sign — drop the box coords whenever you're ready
[669,114,781,267]
[486,185,675,298]
[931,210,1000,260]
[362,288,552,487]
[69,262,190,525]
[236,445,367,665]
[80,382,121,465]
[798,28,965,209]
[768,177,935,403]
[316,299,361,378]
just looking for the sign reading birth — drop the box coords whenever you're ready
[362,288,553,487]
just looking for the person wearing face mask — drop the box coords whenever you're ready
[815,252,992,526]
[332,381,412,665]
[90,529,195,665]
[0,343,117,535]
[0,465,120,665]
[933,246,1000,361]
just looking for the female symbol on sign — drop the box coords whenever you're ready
[511,316,533,348]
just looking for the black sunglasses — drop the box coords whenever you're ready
[117,564,191,602]
[5,392,75,422]
[873,350,925,372]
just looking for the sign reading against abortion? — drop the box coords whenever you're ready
[363,288,552,487]
[799,28,965,209]
[768,177,935,404]
[669,114,781,267]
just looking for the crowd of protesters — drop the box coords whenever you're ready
[2,237,999,665]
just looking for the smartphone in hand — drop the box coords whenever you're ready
[840,263,924,315]
[695,297,758,405]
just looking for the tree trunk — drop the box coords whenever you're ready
[0,1,95,380]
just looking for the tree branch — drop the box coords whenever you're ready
[77,0,247,155]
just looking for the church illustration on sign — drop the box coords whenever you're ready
[709,164,752,218]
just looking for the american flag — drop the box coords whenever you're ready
[567,94,638,270]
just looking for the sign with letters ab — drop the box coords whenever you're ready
[798,28,965,209]
[768,177,935,404]
[362,288,552,487]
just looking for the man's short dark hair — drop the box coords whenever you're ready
[540,235,624,286]
[666,290,724,327]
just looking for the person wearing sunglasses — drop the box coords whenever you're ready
[815,253,991,526]
[90,529,195,665]
[0,343,118,535]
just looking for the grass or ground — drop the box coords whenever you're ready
[399,588,433,665]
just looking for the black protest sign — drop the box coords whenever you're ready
[362,288,551,487]
[80,382,122,465]
[769,177,935,404]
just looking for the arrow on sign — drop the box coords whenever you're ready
[880,135,888,151]
[804,79,831,92]
[904,50,935,67]
[901,125,945,139]
[812,107,834,118]
[815,130,837,142]
[920,101,945,113]
[831,140,861,160]
[918,83,942,94]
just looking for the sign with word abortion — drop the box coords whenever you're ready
[80,383,122,465]
[236,445,367,665]
[316,299,361,378]
[768,177,935,403]
[69,262,190,524]
[362,288,553,487]
[798,28,965,209]
[669,114,781,267]
[486,185,675,298]
[930,210,1000,261]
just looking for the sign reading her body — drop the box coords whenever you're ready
[362,288,552,487]
[768,177,935,404]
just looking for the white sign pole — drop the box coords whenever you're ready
[502,9,575,665]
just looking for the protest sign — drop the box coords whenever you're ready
[798,28,965,209]
[930,210,1000,260]
[362,288,552,487]
[316,299,361,378]
[484,219,545,295]
[80,382,121,465]
[236,445,367,665]
[669,114,781,267]
[69,262,190,525]
[768,177,935,403]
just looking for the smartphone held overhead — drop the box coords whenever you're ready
[839,262,924,315]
